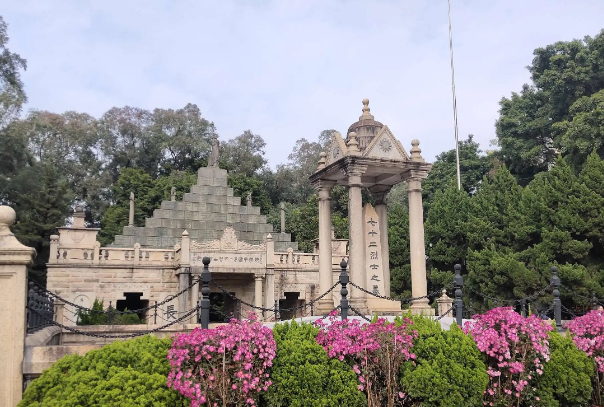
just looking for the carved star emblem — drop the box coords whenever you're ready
[378,139,392,152]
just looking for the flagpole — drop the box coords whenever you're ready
[447,0,461,190]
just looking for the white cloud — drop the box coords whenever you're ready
[3,0,604,165]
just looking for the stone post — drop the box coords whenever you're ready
[133,243,140,266]
[49,234,59,265]
[254,273,264,319]
[436,289,453,316]
[93,241,100,265]
[0,206,36,406]
[54,300,65,326]
[346,165,368,312]
[280,202,286,233]
[408,172,431,315]
[369,185,392,296]
[178,231,190,319]
[171,187,176,202]
[264,234,275,320]
[315,180,336,314]
[128,192,135,227]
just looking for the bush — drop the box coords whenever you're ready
[77,299,144,325]
[19,335,188,407]
[261,320,365,407]
[534,329,593,407]
[400,315,488,407]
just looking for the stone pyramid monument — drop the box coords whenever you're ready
[112,165,298,252]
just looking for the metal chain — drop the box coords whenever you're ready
[435,305,455,321]
[348,281,446,304]
[348,306,372,323]
[33,277,200,315]
[26,305,200,339]
[560,285,604,306]
[210,279,339,313]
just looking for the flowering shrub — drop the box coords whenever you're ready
[463,307,553,406]
[167,313,276,407]
[566,310,604,405]
[315,313,417,407]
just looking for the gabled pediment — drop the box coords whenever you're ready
[323,131,348,167]
[362,126,409,161]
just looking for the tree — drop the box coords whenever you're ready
[151,103,216,174]
[494,29,604,182]
[0,15,27,127]
[98,106,163,180]
[422,135,491,208]
[554,89,604,172]
[388,204,411,298]
[424,183,472,291]
[9,163,74,284]
[220,130,267,177]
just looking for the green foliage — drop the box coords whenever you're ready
[9,162,74,284]
[19,335,188,407]
[389,203,411,298]
[0,15,27,127]
[400,315,489,407]
[422,135,492,206]
[98,168,197,245]
[261,320,366,407]
[534,330,593,407]
[227,172,272,215]
[495,28,604,182]
[76,299,144,326]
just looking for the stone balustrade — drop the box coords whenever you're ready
[50,243,181,267]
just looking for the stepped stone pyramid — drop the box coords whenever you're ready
[113,167,298,252]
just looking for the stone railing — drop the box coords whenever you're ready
[274,251,349,268]
[52,243,181,267]
[274,251,318,267]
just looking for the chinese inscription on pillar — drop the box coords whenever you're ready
[363,203,386,296]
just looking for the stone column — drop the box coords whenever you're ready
[315,180,335,314]
[129,192,135,227]
[254,273,264,319]
[408,174,431,315]
[370,186,392,297]
[178,230,190,319]
[0,206,36,406]
[280,202,285,233]
[346,165,368,312]
[264,234,275,320]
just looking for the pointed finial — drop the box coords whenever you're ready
[317,152,327,170]
[182,230,189,237]
[347,132,361,155]
[359,98,374,120]
[410,139,423,162]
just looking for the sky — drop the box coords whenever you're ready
[3,0,604,167]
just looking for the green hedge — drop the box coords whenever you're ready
[21,320,600,407]
[401,315,489,407]
[260,320,366,407]
[534,329,594,407]
[19,336,188,407]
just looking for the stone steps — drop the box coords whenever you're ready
[112,167,298,251]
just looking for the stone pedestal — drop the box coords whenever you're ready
[0,206,36,407]
[254,274,263,319]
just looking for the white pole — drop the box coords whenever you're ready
[448,0,461,190]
